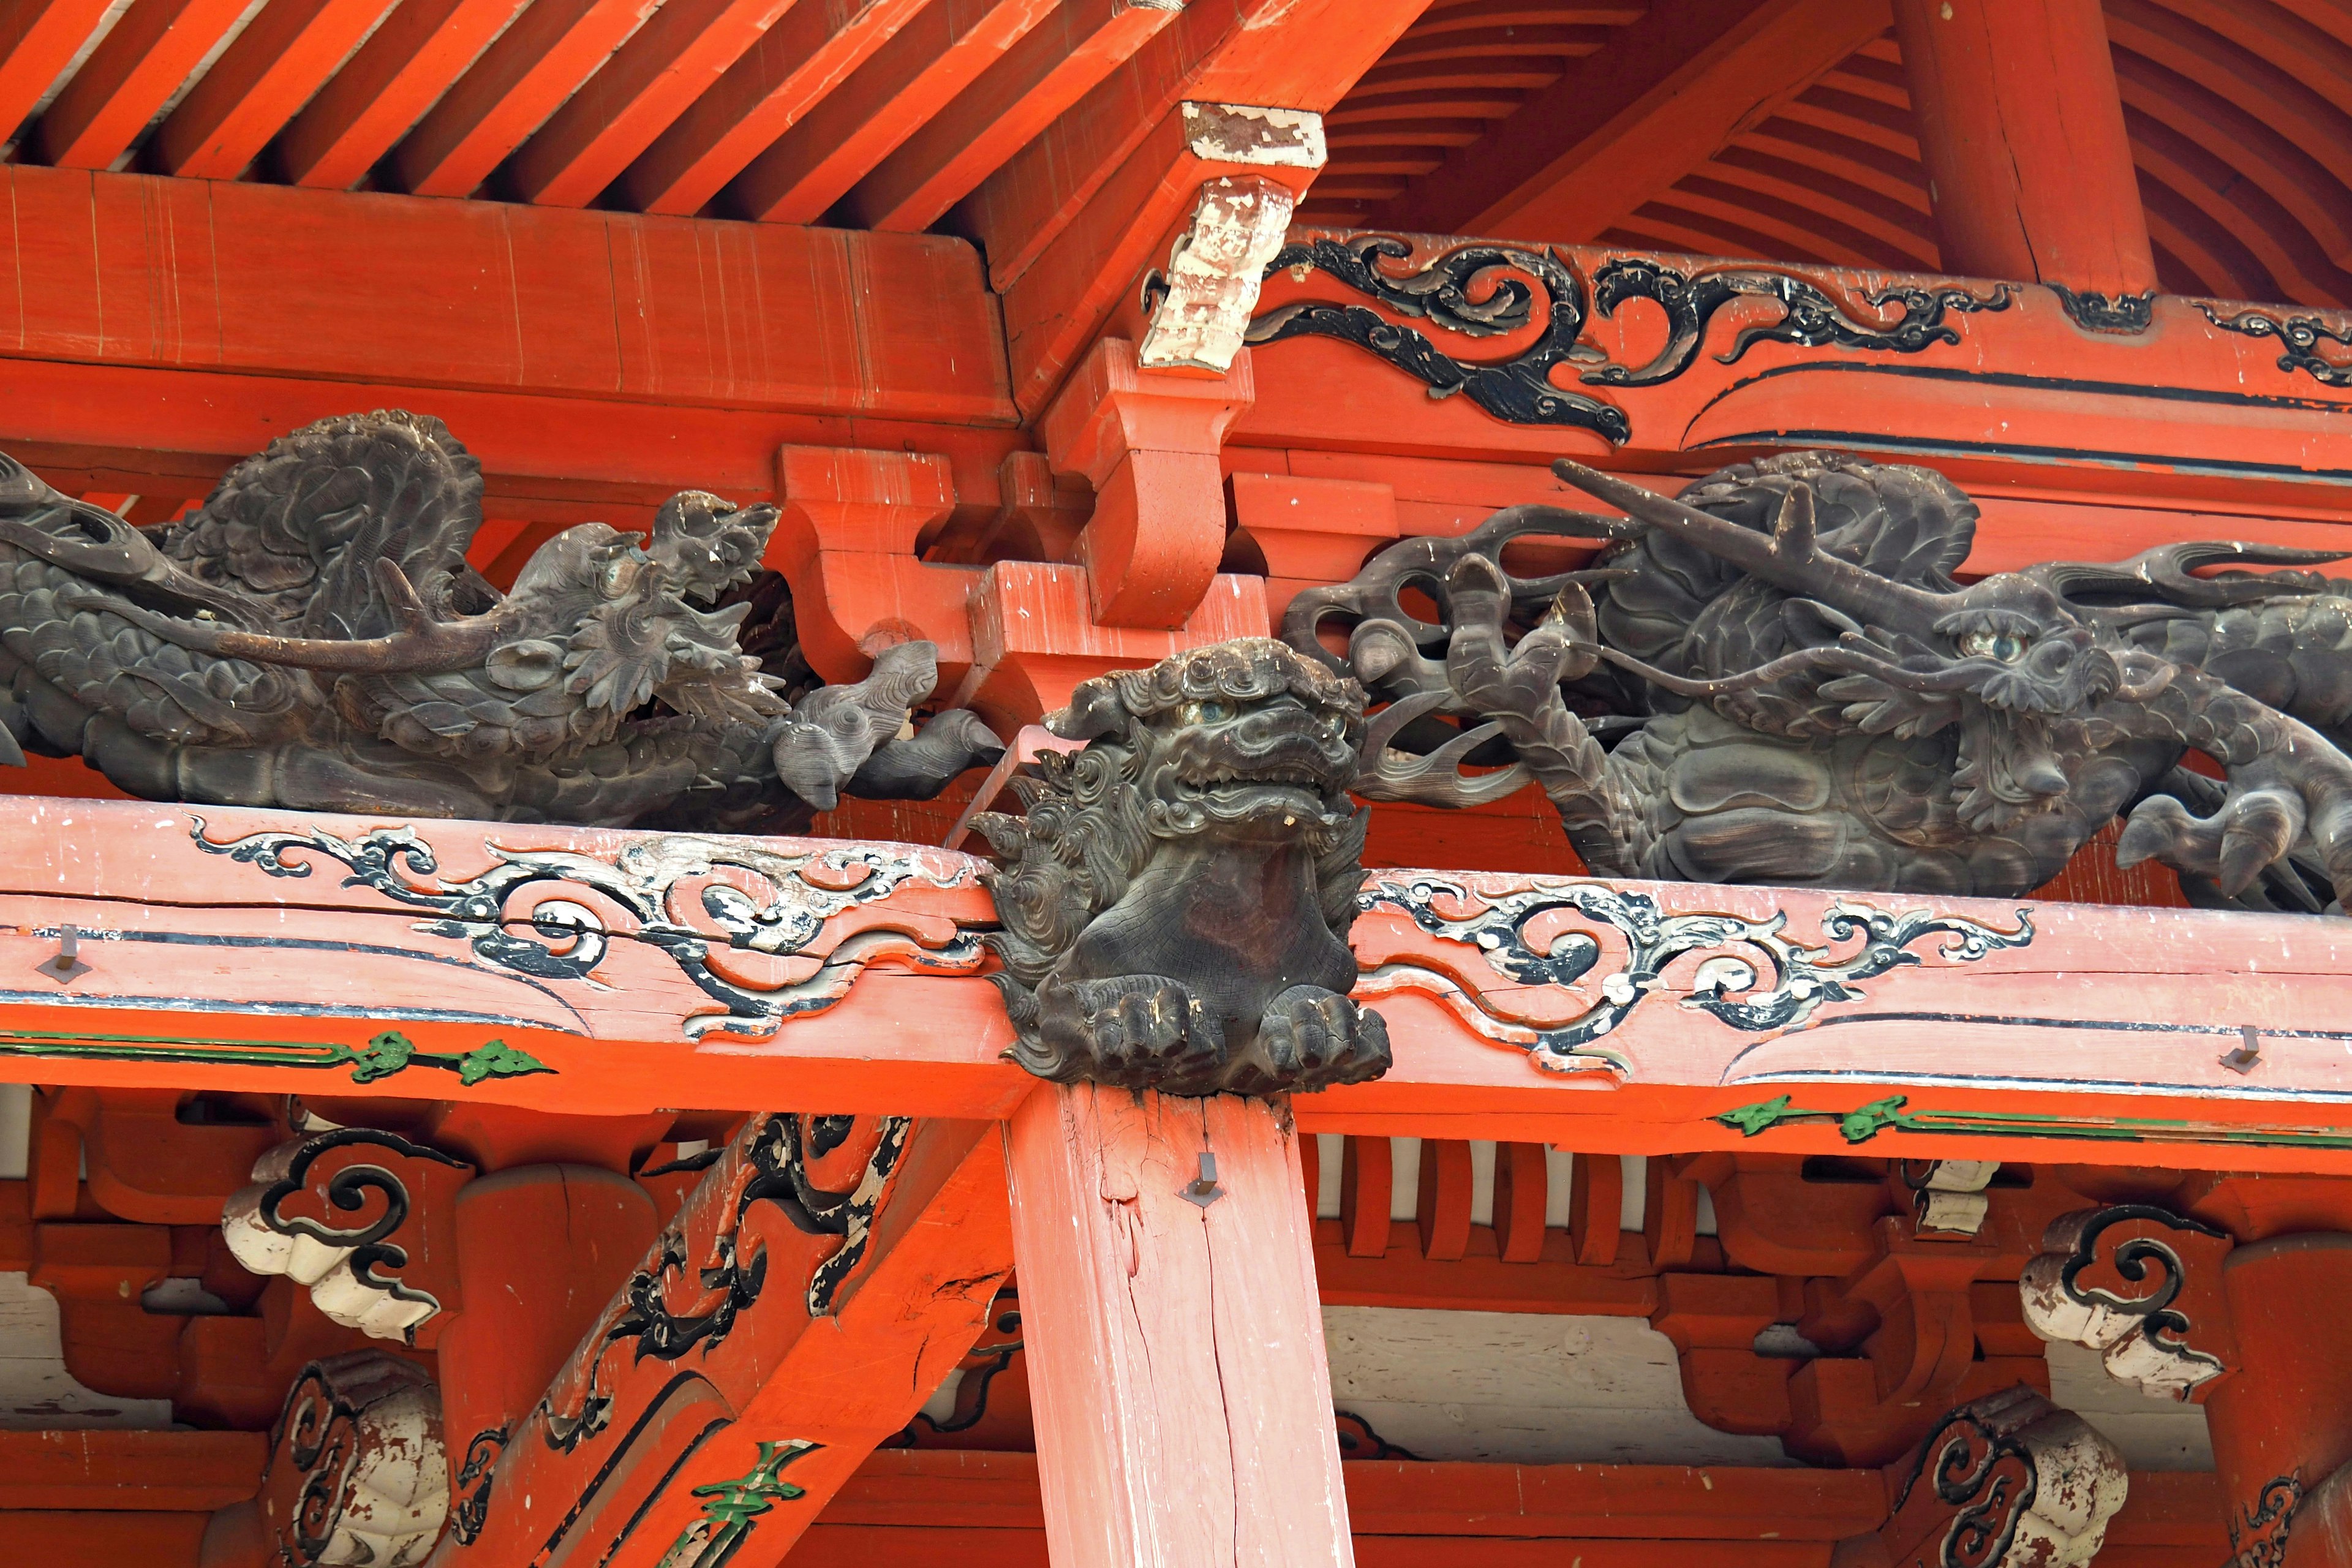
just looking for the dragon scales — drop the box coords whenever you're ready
[1289,451,2352,915]
[0,412,1000,827]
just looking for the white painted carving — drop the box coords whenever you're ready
[1885,1387,2128,1568]
[1913,1158,1999,1236]
[1140,176,1297,373]
[223,1131,470,1343]
[1179,102,1326,168]
[265,1352,448,1567]
[2020,1206,2228,1401]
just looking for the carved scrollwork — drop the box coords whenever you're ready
[222,1128,475,1343]
[1248,235,1630,440]
[1583,257,2014,386]
[1877,1387,2126,1568]
[540,1113,908,1452]
[2198,301,2352,386]
[262,1352,450,1568]
[1354,875,2030,1074]
[2047,284,2158,334]
[1248,238,2011,441]
[2020,1205,2234,1400]
[2230,1473,2305,1568]
[448,1427,506,1546]
[195,820,984,1040]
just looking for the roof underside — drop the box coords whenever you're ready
[0,0,2345,309]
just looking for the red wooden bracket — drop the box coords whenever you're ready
[772,445,980,683]
[1039,337,1254,629]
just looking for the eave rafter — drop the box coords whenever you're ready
[1367,0,1894,243]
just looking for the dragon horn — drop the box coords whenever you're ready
[1550,459,1951,636]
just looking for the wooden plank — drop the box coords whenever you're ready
[274,0,537,189]
[2,358,1025,524]
[1005,1084,1354,1566]
[616,0,932,219]
[504,0,803,209]
[1371,0,1892,241]
[0,1431,267,1510]
[840,0,1179,233]
[0,0,116,146]
[31,0,254,168]
[147,0,397,178]
[455,1117,1015,1568]
[0,1513,208,1566]
[1,798,2351,1170]
[1893,0,2156,290]
[728,0,1056,225]
[386,0,668,198]
[0,163,1015,427]
[823,1447,1890,1537]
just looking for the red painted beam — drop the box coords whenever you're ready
[0,0,115,147]
[502,0,807,210]
[840,0,1181,233]
[386,0,655,198]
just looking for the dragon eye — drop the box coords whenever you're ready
[1181,699,1230,723]
[1959,629,2030,663]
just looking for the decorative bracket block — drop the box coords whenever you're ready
[2020,1205,2235,1400]
[1870,1385,2127,1568]
[1039,337,1255,628]
[260,1352,449,1568]
[1911,1159,2000,1238]
[223,1127,475,1344]
[771,445,978,682]
[1139,176,1298,373]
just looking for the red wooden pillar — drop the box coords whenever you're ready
[1891,0,2157,293]
[2203,1235,2352,1564]
[1005,1083,1354,1567]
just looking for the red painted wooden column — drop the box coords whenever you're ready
[1891,0,2157,293]
[2203,1235,2352,1563]
[1005,1084,1354,1566]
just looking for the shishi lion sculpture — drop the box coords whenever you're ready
[1292,450,2352,914]
[974,639,1392,1096]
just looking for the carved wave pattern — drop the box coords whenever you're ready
[194,820,984,1039]
[540,1112,907,1453]
[1356,876,2030,1074]
[1246,235,2013,441]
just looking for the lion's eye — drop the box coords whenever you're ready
[1182,699,1230,723]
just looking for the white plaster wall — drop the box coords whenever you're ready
[0,1273,173,1429]
[2045,1339,2214,1471]
[1322,1305,1790,1466]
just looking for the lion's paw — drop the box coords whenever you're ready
[1238,986,1392,1095]
[1031,973,1227,1092]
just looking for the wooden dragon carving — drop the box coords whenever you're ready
[1291,451,2352,913]
[0,412,1000,826]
